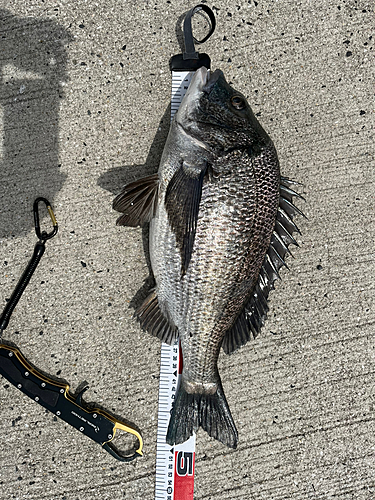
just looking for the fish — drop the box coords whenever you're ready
[113,67,304,449]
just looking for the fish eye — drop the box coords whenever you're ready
[231,95,245,110]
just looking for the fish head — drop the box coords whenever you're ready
[175,67,269,154]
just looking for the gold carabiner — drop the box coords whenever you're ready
[33,197,58,241]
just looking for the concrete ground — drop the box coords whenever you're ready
[0,1,374,499]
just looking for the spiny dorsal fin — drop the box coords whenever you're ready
[165,161,207,275]
[113,174,159,227]
[135,290,178,345]
[222,176,304,355]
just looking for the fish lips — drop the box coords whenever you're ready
[202,68,225,94]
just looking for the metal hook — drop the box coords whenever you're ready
[33,197,58,241]
[103,424,144,463]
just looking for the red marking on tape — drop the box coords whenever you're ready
[178,341,183,375]
[174,451,195,500]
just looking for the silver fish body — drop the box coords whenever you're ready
[113,67,303,448]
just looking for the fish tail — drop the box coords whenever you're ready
[166,379,238,449]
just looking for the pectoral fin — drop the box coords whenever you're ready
[165,161,207,275]
[113,174,159,227]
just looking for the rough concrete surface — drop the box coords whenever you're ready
[0,1,374,499]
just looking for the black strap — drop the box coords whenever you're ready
[183,4,216,60]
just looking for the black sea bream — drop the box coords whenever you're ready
[113,67,303,449]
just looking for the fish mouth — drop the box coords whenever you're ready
[202,68,224,94]
[192,67,224,94]
[174,67,225,153]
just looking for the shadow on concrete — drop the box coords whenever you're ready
[97,104,171,309]
[97,104,171,197]
[0,9,73,239]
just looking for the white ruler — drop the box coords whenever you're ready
[155,70,196,500]
[170,70,195,120]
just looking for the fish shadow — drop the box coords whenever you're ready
[97,104,171,310]
[97,5,186,197]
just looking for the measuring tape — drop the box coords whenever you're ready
[155,341,195,499]
[155,71,196,500]
[155,7,216,498]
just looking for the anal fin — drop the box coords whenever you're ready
[135,290,178,345]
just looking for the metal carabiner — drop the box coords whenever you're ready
[33,197,58,241]
[0,198,58,333]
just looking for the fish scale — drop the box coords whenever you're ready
[177,163,278,387]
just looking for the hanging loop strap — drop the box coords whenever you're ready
[183,4,216,60]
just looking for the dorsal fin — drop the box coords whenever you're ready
[113,174,159,227]
[222,176,304,355]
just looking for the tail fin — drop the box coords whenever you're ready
[166,380,238,449]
